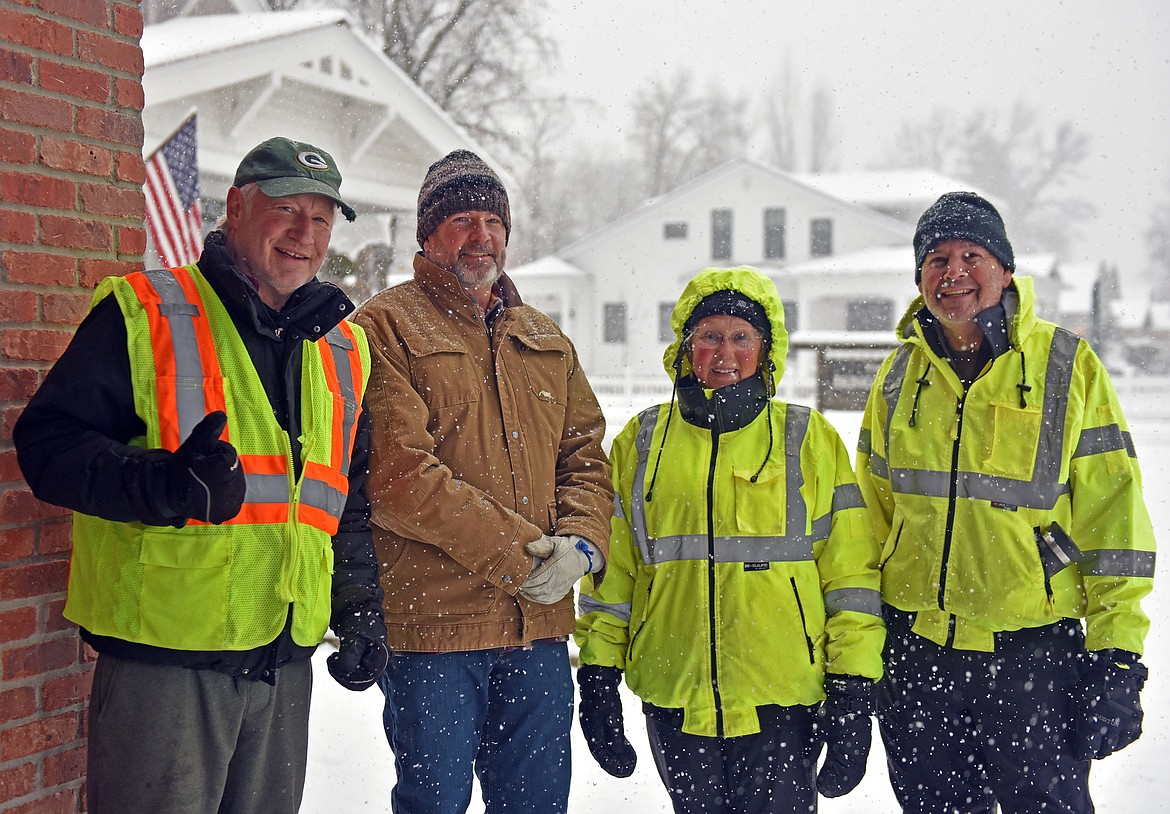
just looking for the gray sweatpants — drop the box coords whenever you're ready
[86,654,313,814]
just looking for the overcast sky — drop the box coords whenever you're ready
[543,1,1170,293]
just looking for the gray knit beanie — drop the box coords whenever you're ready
[913,191,1014,283]
[416,150,511,247]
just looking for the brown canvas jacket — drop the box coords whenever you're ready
[352,253,613,652]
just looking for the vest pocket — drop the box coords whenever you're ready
[985,400,1042,479]
[139,528,230,647]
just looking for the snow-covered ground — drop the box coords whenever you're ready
[303,408,1169,813]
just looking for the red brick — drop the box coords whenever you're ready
[0,605,38,643]
[40,60,110,105]
[39,214,111,251]
[41,0,108,28]
[77,30,143,77]
[0,10,74,56]
[0,686,37,725]
[42,669,91,713]
[2,406,20,443]
[0,88,73,132]
[39,522,73,558]
[2,327,75,361]
[114,76,144,110]
[0,366,40,402]
[42,292,90,325]
[0,449,23,482]
[43,743,87,787]
[41,137,114,178]
[0,761,37,802]
[0,172,76,210]
[116,224,146,256]
[0,210,38,245]
[79,182,143,218]
[3,252,78,287]
[7,788,77,814]
[114,149,144,184]
[0,127,36,164]
[0,486,72,523]
[76,105,142,146]
[0,560,68,603]
[1,713,79,761]
[0,526,36,562]
[45,596,74,631]
[2,636,79,680]
[0,46,34,84]
[0,290,37,322]
[79,257,131,288]
[113,3,143,38]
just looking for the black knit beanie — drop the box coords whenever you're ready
[913,191,1014,283]
[416,150,511,247]
[684,289,771,342]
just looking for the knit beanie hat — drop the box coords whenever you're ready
[684,289,772,342]
[913,191,1014,283]
[416,150,511,247]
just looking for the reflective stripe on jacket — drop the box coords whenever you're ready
[577,266,883,739]
[856,276,1155,653]
[66,264,370,651]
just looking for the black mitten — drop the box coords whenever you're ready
[165,411,245,524]
[1075,649,1147,760]
[577,665,637,778]
[327,635,390,692]
[817,675,874,798]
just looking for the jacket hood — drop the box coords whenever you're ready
[898,274,1037,348]
[663,266,789,393]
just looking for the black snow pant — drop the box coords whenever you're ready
[878,607,1093,814]
[645,706,817,814]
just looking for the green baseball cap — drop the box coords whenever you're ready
[232,137,356,222]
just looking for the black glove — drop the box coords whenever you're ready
[577,665,637,778]
[327,635,390,692]
[1075,649,1147,760]
[165,411,245,524]
[817,676,874,798]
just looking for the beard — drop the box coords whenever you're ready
[449,246,505,289]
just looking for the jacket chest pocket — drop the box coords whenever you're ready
[731,463,787,536]
[510,332,570,440]
[984,400,1042,480]
[400,329,482,443]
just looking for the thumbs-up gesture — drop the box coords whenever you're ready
[165,411,245,524]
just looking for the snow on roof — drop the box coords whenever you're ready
[142,10,352,68]
[1056,261,1100,313]
[506,256,587,279]
[795,169,1004,215]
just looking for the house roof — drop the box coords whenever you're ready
[794,169,1004,217]
[507,256,588,279]
[779,245,1059,279]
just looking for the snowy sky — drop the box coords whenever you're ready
[542,1,1170,294]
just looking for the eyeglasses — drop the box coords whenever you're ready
[689,329,763,351]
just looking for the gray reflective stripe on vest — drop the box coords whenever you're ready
[301,477,347,520]
[579,594,632,622]
[628,403,821,565]
[833,483,865,513]
[825,586,882,617]
[1073,424,1136,460]
[612,491,626,521]
[244,473,289,503]
[883,330,1080,510]
[143,269,207,443]
[1080,549,1156,578]
[324,326,358,473]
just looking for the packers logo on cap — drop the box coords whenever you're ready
[296,151,330,172]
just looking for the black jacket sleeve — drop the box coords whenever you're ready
[328,405,387,644]
[14,295,182,526]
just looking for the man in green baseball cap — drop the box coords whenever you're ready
[233,136,357,223]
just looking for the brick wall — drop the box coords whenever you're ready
[0,0,144,810]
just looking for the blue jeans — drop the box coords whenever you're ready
[377,641,573,814]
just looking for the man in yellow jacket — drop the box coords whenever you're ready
[857,192,1156,813]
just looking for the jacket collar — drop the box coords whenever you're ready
[413,252,524,326]
[676,370,769,433]
[199,230,354,342]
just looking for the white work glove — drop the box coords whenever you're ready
[519,535,602,605]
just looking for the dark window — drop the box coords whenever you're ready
[603,303,628,343]
[810,218,833,257]
[846,299,894,331]
[711,209,732,259]
[658,302,675,342]
[764,208,786,259]
[664,221,688,239]
[781,299,798,332]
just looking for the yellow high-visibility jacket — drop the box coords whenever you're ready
[576,267,884,738]
[857,276,1155,653]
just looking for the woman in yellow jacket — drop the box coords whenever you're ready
[575,267,885,814]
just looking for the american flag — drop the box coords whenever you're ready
[144,112,203,268]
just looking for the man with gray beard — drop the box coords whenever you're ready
[352,150,614,813]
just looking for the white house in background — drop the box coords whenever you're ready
[509,159,913,387]
[794,169,1004,224]
[141,8,509,287]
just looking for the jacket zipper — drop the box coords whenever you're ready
[879,521,904,570]
[790,577,815,664]
[706,428,724,738]
[938,392,966,648]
